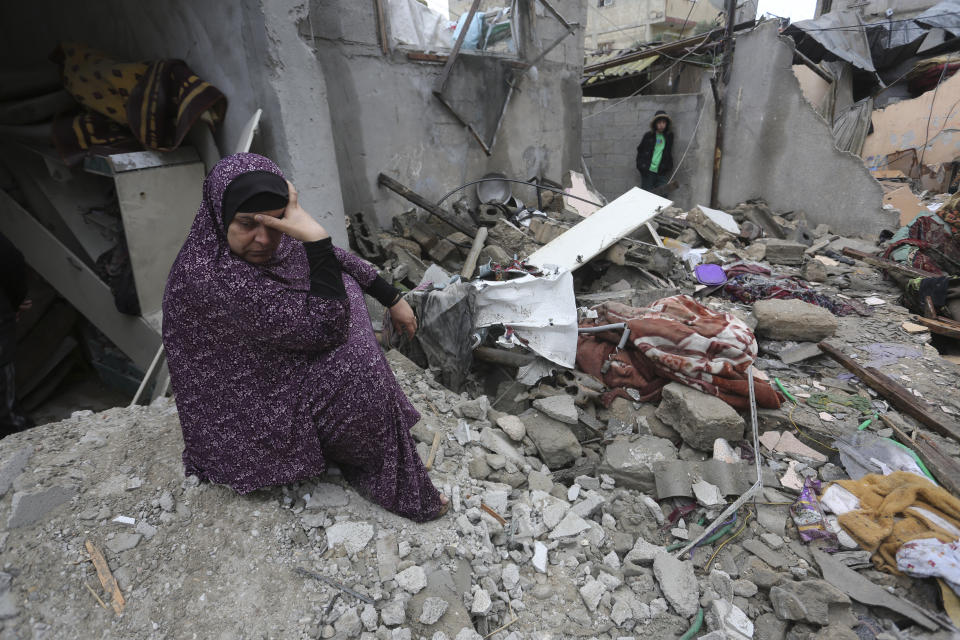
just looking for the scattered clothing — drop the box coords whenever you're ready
[902,275,960,319]
[51,42,227,165]
[723,273,870,316]
[576,295,782,410]
[882,212,960,276]
[162,153,442,521]
[834,472,960,574]
[897,538,960,595]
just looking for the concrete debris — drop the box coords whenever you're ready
[752,299,838,342]
[519,410,581,469]
[531,395,578,425]
[324,521,375,555]
[768,579,851,626]
[419,597,449,625]
[597,434,677,492]
[4,166,960,640]
[656,383,745,451]
[653,553,700,617]
[395,565,427,594]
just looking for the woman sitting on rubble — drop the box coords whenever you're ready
[162,153,448,522]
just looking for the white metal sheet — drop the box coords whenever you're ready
[527,187,671,272]
[115,161,205,317]
[0,190,161,370]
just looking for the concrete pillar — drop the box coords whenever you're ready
[244,0,349,246]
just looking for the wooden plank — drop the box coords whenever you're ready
[818,341,960,444]
[527,187,672,272]
[85,540,125,615]
[925,295,938,319]
[373,0,389,56]
[407,52,448,63]
[841,247,940,278]
[0,189,161,370]
[882,414,960,495]
[434,0,482,96]
[914,315,960,339]
[460,226,488,280]
[377,173,477,238]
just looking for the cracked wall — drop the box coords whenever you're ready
[307,0,587,231]
[717,21,895,236]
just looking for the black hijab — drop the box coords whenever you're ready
[221,170,289,230]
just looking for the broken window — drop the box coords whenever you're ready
[384,0,521,56]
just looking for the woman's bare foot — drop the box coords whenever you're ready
[432,494,450,520]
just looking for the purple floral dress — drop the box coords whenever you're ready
[162,153,442,521]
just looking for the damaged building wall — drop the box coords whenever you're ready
[581,87,716,210]
[0,0,350,244]
[717,21,895,236]
[862,70,960,171]
[307,0,586,231]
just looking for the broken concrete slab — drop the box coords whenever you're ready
[811,548,941,631]
[752,299,838,342]
[532,395,578,425]
[0,445,33,498]
[478,427,526,469]
[742,538,789,569]
[597,434,677,493]
[325,521,374,555]
[548,510,591,540]
[306,483,350,509]
[768,579,851,626]
[495,415,525,441]
[653,553,699,617]
[655,383,745,451]
[106,532,142,554]
[519,410,581,470]
[779,342,824,365]
[757,238,806,265]
[7,485,76,529]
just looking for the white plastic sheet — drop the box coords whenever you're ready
[387,0,454,52]
[472,270,577,368]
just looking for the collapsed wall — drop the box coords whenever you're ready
[717,21,896,236]
[308,0,587,231]
[581,84,717,210]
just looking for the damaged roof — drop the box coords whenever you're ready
[784,11,876,73]
[915,0,960,37]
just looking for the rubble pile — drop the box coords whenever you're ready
[5,181,960,639]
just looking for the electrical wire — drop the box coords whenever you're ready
[583,38,718,120]
[781,11,960,32]
[676,0,699,41]
[920,54,954,169]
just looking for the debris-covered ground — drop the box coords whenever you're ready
[5,193,960,640]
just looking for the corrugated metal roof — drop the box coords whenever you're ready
[915,0,960,36]
[583,54,660,85]
[785,11,876,72]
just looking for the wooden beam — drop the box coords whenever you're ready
[841,247,941,278]
[818,341,960,444]
[914,315,960,340]
[460,226,488,280]
[435,0,482,96]
[377,173,477,238]
[373,0,389,56]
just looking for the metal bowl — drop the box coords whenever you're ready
[477,172,512,204]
